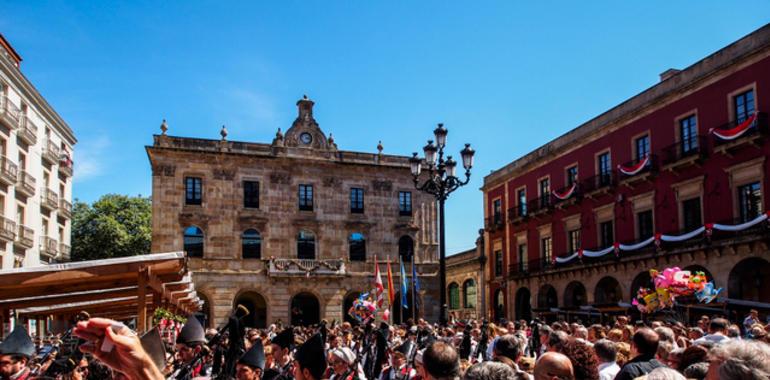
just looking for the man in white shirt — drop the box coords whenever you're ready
[693,318,731,346]
[593,339,620,380]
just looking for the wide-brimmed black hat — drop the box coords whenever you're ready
[238,338,266,370]
[0,326,35,358]
[294,333,326,380]
[271,328,294,349]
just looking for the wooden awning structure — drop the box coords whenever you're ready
[0,252,201,335]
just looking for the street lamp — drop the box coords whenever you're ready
[410,123,475,325]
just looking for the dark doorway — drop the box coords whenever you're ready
[564,281,587,307]
[515,288,532,322]
[595,277,622,304]
[729,258,770,303]
[493,288,505,322]
[630,271,653,300]
[198,293,211,328]
[234,291,267,328]
[291,292,320,326]
[343,292,361,325]
[391,290,417,324]
[538,285,558,309]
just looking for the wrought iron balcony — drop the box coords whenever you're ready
[15,225,33,249]
[0,156,18,186]
[712,112,768,147]
[17,115,37,146]
[618,154,658,187]
[527,195,553,215]
[59,153,73,177]
[485,216,504,232]
[42,138,60,165]
[507,205,528,224]
[267,258,346,277]
[581,172,616,196]
[661,136,708,169]
[0,94,20,130]
[552,183,581,206]
[59,198,72,219]
[59,243,71,261]
[16,171,35,197]
[508,262,529,278]
[0,217,16,242]
[40,188,59,211]
[40,236,58,259]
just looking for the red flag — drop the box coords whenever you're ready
[373,256,384,309]
[386,257,395,307]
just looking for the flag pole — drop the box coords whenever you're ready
[399,254,405,325]
[411,259,416,323]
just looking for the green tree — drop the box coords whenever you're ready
[72,194,152,261]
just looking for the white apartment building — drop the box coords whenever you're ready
[0,34,76,268]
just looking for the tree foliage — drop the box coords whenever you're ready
[72,194,152,261]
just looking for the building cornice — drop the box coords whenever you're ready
[483,23,770,192]
[0,45,76,145]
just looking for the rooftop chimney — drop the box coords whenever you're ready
[659,68,681,82]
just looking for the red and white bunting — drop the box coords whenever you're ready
[710,113,758,141]
[618,155,649,176]
[552,183,577,200]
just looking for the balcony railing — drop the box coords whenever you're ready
[59,243,71,261]
[16,171,35,197]
[508,206,528,224]
[0,156,18,186]
[17,115,37,145]
[552,183,581,205]
[581,172,616,195]
[712,112,768,146]
[267,258,346,277]
[15,225,33,249]
[0,94,20,129]
[42,139,60,164]
[527,195,554,215]
[0,217,16,242]
[485,216,504,232]
[661,136,708,167]
[618,154,658,180]
[40,236,58,259]
[41,188,59,211]
[59,198,72,218]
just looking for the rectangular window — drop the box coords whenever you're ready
[734,89,755,123]
[493,199,502,225]
[680,115,698,155]
[517,244,527,272]
[243,181,259,209]
[517,188,527,217]
[738,182,762,222]
[635,135,650,161]
[494,250,503,277]
[682,197,702,231]
[598,152,612,186]
[298,184,313,211]
[567,229,581,253]
[350,187,364,213]
[566,166,578,186]
[637,210,654,240]
[539,178,550,207]
[185,177,202,205]
[541,237,552,264]
[398,191,412,216]
[597,220,612,248]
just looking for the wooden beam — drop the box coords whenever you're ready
[0,287,141,310]
[137,267,148,333]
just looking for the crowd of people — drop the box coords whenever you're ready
[1,309,770,380]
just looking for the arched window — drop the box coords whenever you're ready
[448,283,460,310]
[297,230,316,259]
[463,279,476,309]
[242,229,262,259]
[349,232,366,261]
[183,226,204,258]
[398,236,414,262]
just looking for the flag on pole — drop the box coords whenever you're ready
[373,256,384,309]
[386,257,395,307]
[412,259,420,311]
[400,258,409,309]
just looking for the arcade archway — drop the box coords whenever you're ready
[564,281,587,307]
[291,292,320,326]
[537,285,558,309]
[515,287,532,322]
[343,291,361,325]
[595,276,622,304]
[234,291,267,328]
[729,258,770,303]
[391,291,418,324]
[493,288,505,322]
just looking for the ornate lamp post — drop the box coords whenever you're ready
[409,124,475,325]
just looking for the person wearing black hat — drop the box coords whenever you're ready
[378,340,416,380]
[292,334,326,380]
[0,326,36,380]
[174,316,208,378]
[236,338,266,380]
[264,328,294,380]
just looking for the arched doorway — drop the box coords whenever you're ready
[564,281,587,307]
[291,292,320,326]
[198,293,212,328]
[515,288,532,322]
[538,285,558,309]
[343,292,360,325]
[729,258,770,303]
[493,288,505,322]
[595,276,622,304]
[391,291,417,324]
[399,236,414,262]
[630,271,652,300]
[234,291,267,328]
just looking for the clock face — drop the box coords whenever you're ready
[300,132,313,145]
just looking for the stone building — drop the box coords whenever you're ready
[147,96,439,327]
[0,34,75,268]
[482,23,770,323]
[446,233,485,320]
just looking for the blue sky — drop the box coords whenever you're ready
[1,2,768,254]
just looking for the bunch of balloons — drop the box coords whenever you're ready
[347,292,377,323]
[632,267,722,313]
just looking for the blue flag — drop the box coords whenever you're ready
[412,259,420,310]
[400,259,408,309]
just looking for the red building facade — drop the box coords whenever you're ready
[482,24,770,323]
